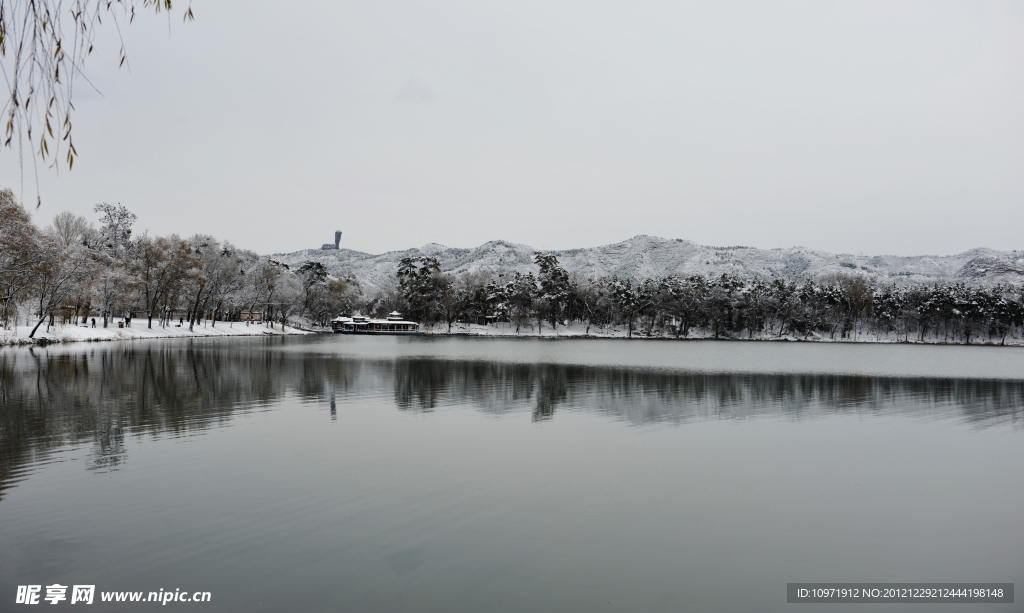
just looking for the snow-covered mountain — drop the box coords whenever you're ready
[269,236,1024,292]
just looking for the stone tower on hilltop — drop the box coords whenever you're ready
[321,230,342,251]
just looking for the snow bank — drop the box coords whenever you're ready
[1,321,310,346]
[423,322,1023,345]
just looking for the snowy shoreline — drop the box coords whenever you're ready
[0,322,310,347]
[421,322,1024,346]
[4,321,1020,347]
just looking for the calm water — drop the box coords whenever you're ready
[1,336,1022,612]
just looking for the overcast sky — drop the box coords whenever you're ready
[2,0,1022,256]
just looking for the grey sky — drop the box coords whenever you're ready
[2,0,1021,256]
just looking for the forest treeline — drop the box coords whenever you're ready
[2,190,1023,344]
[380,253,1024,345]
[0,191,359,336]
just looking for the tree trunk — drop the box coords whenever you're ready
[188,286,204,332]
[29,311,49,338]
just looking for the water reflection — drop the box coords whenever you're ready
[2,341,1023,501]
[386,359,1024,426]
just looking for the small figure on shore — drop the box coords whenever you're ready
[126,315,131,328]
[91,318,96,328]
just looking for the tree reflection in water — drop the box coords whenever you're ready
[2,341,1022,501]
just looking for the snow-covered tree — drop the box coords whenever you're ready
[0,189,41,327]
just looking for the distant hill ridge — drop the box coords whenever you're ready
[269,235,1024,292]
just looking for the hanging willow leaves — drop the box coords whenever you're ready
[0,0,192,204]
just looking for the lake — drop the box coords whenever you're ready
[1,336,1022,612]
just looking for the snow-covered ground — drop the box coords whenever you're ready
[1,321,309,346]
[423,322,1023,345]
[4,320,1017,346]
